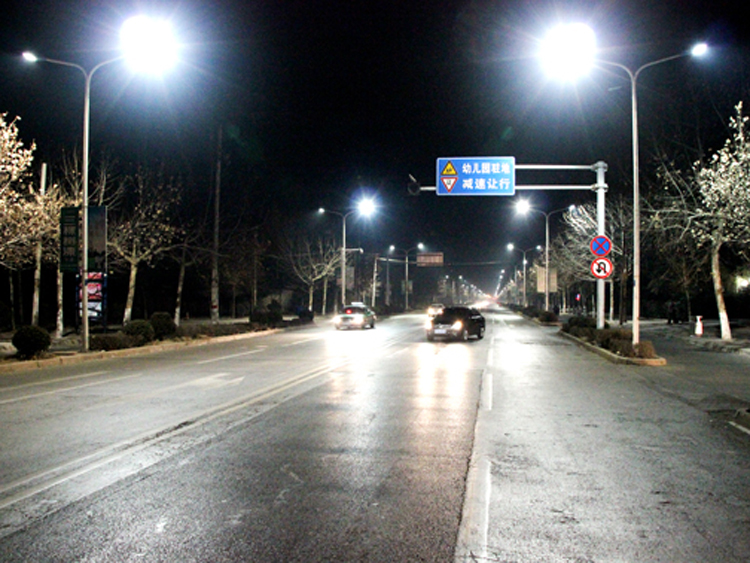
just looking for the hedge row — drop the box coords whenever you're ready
[562,316,657,359]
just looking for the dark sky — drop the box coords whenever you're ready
[1,0,748,293]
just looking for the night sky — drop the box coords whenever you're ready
[1,0,748,294]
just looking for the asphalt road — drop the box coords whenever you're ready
[0,314,487,561]
[1,310,749,561]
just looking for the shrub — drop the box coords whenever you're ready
[569,326,596,341]
[608,338,635,357]
[12,325,52,359]
[522,306,540,318]
[250,307,282,327]
[122,320,155,346]
[635,340,657,359]
[595,328,632,350]
[150,312,176,340]
[90,332,138,351]
[538,311,558,324]
[564,316,597,331]
[297,308,314,323]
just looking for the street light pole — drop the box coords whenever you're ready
[319,199,375,307]
[23,54,121,352]
[540,23,707,343]
[23,15,179,353]
[507,243,541,308]
[517,202,573,311]
[595,49,706,345]
[389,243,423,310]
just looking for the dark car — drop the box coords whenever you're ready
[334,303,376,330]
[425,306,485,341]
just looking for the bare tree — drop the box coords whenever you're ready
[108,166,182,324]
[654,103,750,340]
[280,232,340,312]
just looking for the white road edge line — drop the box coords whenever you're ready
[455,364,492,562]
[728,421,750,437]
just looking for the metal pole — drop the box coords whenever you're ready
[341,216,347,307]
[385,257,391,307]
[405,252,410,310]
[80,70,93,351]
[544,214,550,311]
[594,161,608,329]
[630,72,641,344]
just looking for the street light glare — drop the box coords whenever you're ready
[516,199,531,214]
[121,15,178,74]
[540,23,596,81]
[357,198,376,216]
[22,51,38,63]
[691,42,708,57]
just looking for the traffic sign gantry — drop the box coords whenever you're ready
[436,157,515,196]
[590,235,612,257]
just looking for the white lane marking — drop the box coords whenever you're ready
[0,372,145,406]
[195,348,264,365]
[0,371,109,392]
[188,373,245,389]
[0,359,348,510]
[281,337,323,348]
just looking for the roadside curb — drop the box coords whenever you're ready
[559,331,668,366]
[0,328,282,375]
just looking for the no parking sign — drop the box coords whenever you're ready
[590,235,612,257]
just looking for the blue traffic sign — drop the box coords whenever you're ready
[436,157,515,196]
[590,235,612,257]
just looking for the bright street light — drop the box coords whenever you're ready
[120,15,178,74]
[540,22,707,345]
[540,23,596,81]
[23,15,178,352]
[319,198,376,307]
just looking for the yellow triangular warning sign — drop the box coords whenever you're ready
[441,161,457,176]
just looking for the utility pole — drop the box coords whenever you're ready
[211,125,222,324]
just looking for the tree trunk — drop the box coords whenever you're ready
[710,240,732,340]
[174,260,185,327]
[8,270,15,330]
[122,262,139,325]
[618,267,629,326]
[322,277,328,316]
[55,269,64,339]
[308,284,314,311]
[32,239,42,326]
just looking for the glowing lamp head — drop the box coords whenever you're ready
[540,23,596,81]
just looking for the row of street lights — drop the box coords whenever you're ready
[318,201,429,310]
[22,16,178,352]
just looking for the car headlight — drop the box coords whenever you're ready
[451,320,463,331]
[333,315,341,323]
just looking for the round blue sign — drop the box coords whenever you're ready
[590,235,612,257]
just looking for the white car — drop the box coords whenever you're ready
[427,303,445,317]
